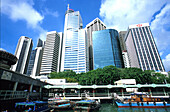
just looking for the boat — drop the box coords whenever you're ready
[115,92,170,108]
[48,97,61,105]
[15,101,50,112]
[49,99,75,109]
[73,99,101,112]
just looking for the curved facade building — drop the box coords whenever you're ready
[92,29,123,70]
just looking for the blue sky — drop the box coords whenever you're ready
[1,0,170,71]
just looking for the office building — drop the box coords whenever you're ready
[40,31,61,75]
[119,31,127,51]
[61,5,87,73]
[122,50,130,68]
[92,29,123,70]
[86,18,106,70]
[125,23,165,71]
[27,39,44,77]
[11,36,33,74]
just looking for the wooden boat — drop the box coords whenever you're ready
[73,99,101,112]
[49,99,75,109]
[115,92,170,108]
[15,101,50,112]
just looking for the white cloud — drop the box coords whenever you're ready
[150,4,170,51]
[44,8,59,18]
[99,0,170,71]
[37,27,47,41]
[0,48,6,51]
[99,0,167,31]
[1,0,43,28]
[163,54,170,71]
[1,0,47,41]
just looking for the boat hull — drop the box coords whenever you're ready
[115,101,170,108]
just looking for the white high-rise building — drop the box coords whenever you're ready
[40,31,61,75]
[125,23,165,71]
[85,18,106,70]
[122,50,130,68]
[11,36,33,74]
[61,5,87,73]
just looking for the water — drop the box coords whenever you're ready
[53,103,170,112]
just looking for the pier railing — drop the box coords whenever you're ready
[0,90,27,100]
[0,90,43,100]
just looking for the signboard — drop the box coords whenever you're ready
[1,71,12,80]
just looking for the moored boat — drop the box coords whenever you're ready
[73,99,101,112]
[49,99,75,109]
[115,92,170,108]
[15,101,50,112]
[48,97,61,105]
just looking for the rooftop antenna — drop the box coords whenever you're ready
[67,4,69,10]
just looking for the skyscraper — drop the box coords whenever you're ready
[119,31,127,51]
[125,23,165,71]
[11,36,33,74]
[86,18,106,70]
[40,31,61,75]
[92,29,123,70]
[27,39,44,77]
[61,5,87,73]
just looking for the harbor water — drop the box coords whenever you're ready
[53,103,170,112]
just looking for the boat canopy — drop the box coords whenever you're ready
[76,100,95,104]
[15,102,35,107]
[131,92,147,95]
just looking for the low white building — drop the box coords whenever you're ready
[33,75,78,86]
[114,79,137,92]
[114,79,136,85]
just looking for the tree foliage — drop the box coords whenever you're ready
[49,65,170,85]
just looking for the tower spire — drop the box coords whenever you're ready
[67,4,69,10]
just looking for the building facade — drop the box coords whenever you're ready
[11,36,33,74]
[122,50,130,68]
[119,31,127,51]
[61,6,87,73]
[86,18,106,70]
[27,39,44,77]
[40,31,61,75]
[92,29,123,70]
[125,23,165,71]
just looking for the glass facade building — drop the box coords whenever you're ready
[125,23,165,71]
[61,6,87,73]
[92,29,123,70]
[86,18,106,70]
[27,39,44,77]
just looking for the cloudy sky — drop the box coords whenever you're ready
[1,0,170,71]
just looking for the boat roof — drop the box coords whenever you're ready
[131,92,147,95]
[76,100,95,104]
[15,102,35,107]
[15,101,47,107]
[33,101,48,104]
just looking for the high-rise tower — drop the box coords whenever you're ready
[86,18,106,70]
[11,36,33,74]
[40,31,61,75]
[92,29,123,69]
[119,31,127,51]
[61,5,87,73]
[27,39,44,77]
[125,23,165,71]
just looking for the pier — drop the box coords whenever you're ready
[0,67,49,110]
[0,67,169,110]
[44,84,170,101]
